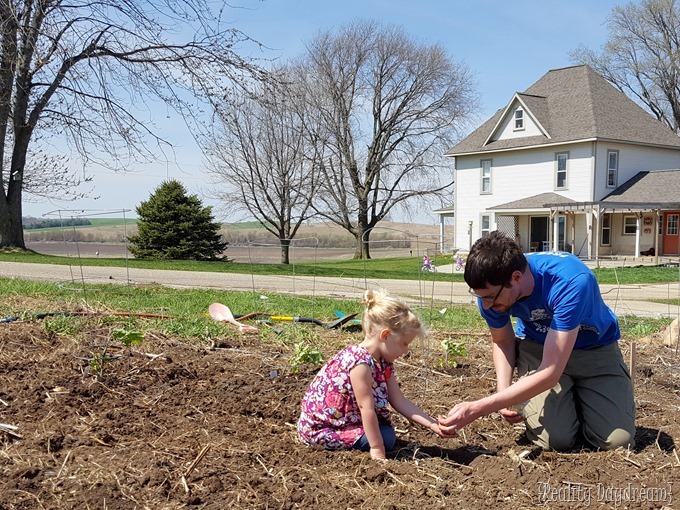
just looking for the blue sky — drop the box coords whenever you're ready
[24,0,623,221]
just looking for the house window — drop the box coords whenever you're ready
[514,109,524,130]
[601,213,611,246]
[607,150,618,188]
[623,215,637,235]
[555,152,568,189]
[481,159,492,194]
[481,215,491,237]
[668,214,679,235]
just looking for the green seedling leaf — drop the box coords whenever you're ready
[112,328,144,346]
[441,339,467,358]
[440,338,467,368]
[290,342,324,373]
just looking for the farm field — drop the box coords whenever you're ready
[24,220,448,263]
[24,241,412,264]
[0,296,678,508]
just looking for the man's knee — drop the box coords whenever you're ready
[585,426,636,451]
[526,423,578,452]
[527,429,577,452]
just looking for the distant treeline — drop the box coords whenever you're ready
[224,229,412,249]
[24,218,92,230]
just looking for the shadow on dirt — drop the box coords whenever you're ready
[634,426,675,453]
[393,442,498,466]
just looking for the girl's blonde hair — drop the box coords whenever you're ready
[360,289,424,338]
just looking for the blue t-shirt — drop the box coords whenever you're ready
[478,251,620,349]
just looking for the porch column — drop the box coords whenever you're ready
[586,210,593,258]
[552,211,559,251]
[654,210,660,264]
[634,213,642,259]
[439,214,445,252]
[593,206,601,260]
[569,212,576,254]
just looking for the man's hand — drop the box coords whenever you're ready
[437,401,480,436]
[498,407,525,424]
[428,421,455,438]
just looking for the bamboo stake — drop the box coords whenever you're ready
[629,341,637,387]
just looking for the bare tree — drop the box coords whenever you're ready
[0,0,265,248]
[204,74,320,264]
[296,19,478,259]
[571,0,680,133]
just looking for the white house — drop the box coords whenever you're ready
[445,65,680,259]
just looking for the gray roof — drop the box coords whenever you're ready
[600,169,680,207]
[447,65,680,156]
[489,192,574,210]
[540,169,680,210]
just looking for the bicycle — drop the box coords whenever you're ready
[422,255,437,273]
[454,255,465,272]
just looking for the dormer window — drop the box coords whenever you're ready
[514,108,524,130]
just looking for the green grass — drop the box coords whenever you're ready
[86,218,137,227]
[617,314,674,340]
[0,277,483,341]
[650,298,680,306]
[590,265,680,284]
[24,217,136,231]
[0,276,671,348]
[0,250,462,282]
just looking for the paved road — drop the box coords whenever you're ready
[1,260,679,318]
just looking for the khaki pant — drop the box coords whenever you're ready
[517,339,636,451]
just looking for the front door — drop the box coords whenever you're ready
[662,212,679,255]
[530,216,548,251]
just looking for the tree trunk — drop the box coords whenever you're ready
[0,188,25,249]
[353,229,371,259]
[0,130,29,248]
[280,238,291,264]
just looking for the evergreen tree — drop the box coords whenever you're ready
[129,180,227,260]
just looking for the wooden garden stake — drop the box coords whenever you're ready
[629,341,636,387]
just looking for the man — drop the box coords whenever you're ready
[438,231,635,451]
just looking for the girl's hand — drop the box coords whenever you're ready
[370,446,388,463]
[428,421,452,438]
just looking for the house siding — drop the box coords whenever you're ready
[454,143,595,248]
[593,143,680,200]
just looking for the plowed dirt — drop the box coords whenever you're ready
[0,315,678,509]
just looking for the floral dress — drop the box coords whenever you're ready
[297,344,393,449]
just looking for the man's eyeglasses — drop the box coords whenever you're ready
[469,285,504,304]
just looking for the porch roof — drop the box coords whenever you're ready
[432,203,455,215]
[488,192,574,213]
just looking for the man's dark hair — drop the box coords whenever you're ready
[464,231,528,289]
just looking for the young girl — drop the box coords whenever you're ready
[297,289,445,461]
